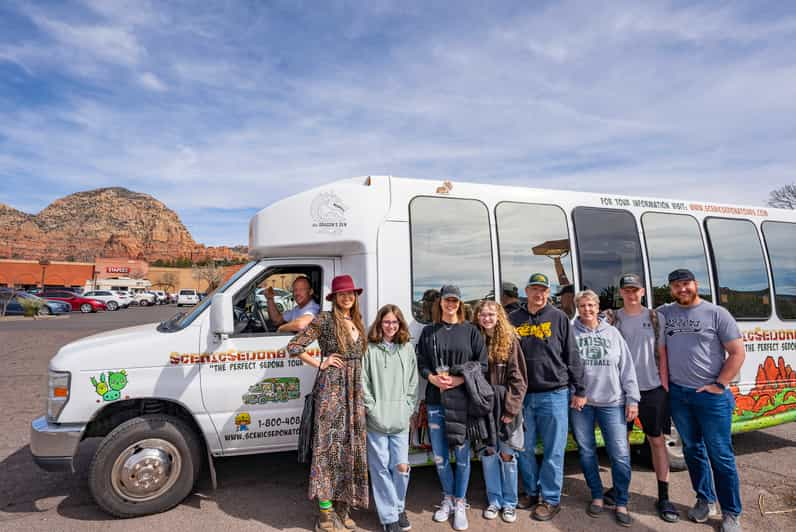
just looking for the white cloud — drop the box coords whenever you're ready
[2,0,796,245]
[138,71,166,91]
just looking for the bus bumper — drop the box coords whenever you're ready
[30,416,85,472]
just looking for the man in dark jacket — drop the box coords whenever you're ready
[510,273,586,522]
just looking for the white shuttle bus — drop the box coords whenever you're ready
[31,176,796,517]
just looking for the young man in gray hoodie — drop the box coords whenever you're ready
[571,289,640,527]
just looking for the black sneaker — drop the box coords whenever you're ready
[398,511,411,531]
[382,522,400,532]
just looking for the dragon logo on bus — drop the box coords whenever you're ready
[311,191,348,234]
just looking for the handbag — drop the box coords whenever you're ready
[297,354,323,464]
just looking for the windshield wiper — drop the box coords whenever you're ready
[158,311,187,332]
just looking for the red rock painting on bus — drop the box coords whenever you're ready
[731,356,796,421]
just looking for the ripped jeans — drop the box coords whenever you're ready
[427,404,472,500]
[367,430,411,524]
[480,442,519,509]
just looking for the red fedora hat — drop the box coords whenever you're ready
[326,274,364,301]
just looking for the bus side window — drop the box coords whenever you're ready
[642,212,712,307]
[409,196,494,323]
[705,218,771,319]
[762,221,796,320]
[495,202,574,317]
[572,207,645,311]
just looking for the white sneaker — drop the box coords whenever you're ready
[433,496,454,522]
[501,507,517,523]
[483,504,499,520]
[453,499,469,531]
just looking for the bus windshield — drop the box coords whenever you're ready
[158,261,257,332]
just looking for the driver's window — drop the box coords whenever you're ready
[231,265,323,337]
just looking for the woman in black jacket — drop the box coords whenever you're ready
[416,285,487,531]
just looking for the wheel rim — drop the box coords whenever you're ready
[38,306,52,315]
[108,302,118,311]
[110,438,182,503]
[80,304,92,313]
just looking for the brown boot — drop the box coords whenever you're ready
[334,501,356,530]
[316,508,344,532]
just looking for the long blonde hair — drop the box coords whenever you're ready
[332,295,366,351]
[472,300,515,364]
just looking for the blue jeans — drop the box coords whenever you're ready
[480,442,519,509]
[367,430,411,525]
[570,405,632,507]
[669,383,742,516]
[517,388,569,505]
[427,404,472,500]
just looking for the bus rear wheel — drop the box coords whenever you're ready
[89,414,201,517]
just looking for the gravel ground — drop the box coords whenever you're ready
[2,306,795,531]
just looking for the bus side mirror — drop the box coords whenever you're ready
[210,293,234,337]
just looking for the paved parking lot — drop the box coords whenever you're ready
[1,307,795,531]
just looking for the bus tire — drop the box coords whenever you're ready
[89,414,201,518]
[664,428,687,471]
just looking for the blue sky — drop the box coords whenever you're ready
[1,0,796,246]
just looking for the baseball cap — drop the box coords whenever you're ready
[439,284,462,300]
[668,269,696,284]
[502,282,519,298]
[619,273,643,289]
[526,273,550,288]
[555,284,574,296]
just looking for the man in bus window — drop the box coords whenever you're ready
[555,284,575,319]
[266,276,320,332]
[510,273,586,522]
[659,269,745,532]
[501,282,522,316]
[605,273,678,523]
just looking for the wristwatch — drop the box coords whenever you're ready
[714,381,726,390]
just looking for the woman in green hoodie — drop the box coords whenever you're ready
[363,304,418,532]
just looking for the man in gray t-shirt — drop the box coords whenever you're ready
[660,269,746,531]
[616,308,665,391]
[608,273,677,522]
[659,301,741,389]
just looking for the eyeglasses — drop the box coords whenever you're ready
[382,320,400,326]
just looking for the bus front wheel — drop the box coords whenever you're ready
[89,414,201,517]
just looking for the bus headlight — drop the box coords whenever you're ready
[47,370,71,422]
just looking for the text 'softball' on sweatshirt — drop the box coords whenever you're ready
[571,318,641,407]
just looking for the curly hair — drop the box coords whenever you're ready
[471,299,515,364]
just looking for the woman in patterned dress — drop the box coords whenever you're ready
[288,274,369,532]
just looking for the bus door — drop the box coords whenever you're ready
[200,259,336,454]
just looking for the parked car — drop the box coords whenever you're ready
[254,287,294,312]
[112,291,132,307]
[131,291,157,307]
[82,290,127,311]
[40,290,106,313]
[176,289,199,306]
[0,289,71,316]
[148,290,168,305]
